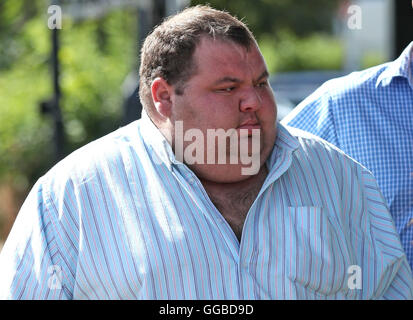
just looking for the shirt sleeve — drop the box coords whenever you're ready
[350,166,413,299]
[0,176,77,299]
[281,82,340,147]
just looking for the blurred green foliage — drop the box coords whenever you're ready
[0,0,136,194]
[361,51,387,69]
[191,0,341,37]
[259,30,343,73]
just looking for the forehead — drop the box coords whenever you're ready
[191,36,267,82]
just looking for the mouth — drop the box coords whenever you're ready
[237,120,261,136]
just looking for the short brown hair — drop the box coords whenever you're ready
[138,5,256,116]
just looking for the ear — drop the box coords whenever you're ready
[151,77,173,119]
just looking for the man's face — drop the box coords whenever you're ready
[169,36,277,183]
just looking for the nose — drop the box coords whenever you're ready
[239,87,262,112]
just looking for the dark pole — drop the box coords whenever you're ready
[51,25,65,161]
[153,0,166,26]
[122,0,166,124]
[394,0,413,59]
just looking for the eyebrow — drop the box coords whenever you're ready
[213,77,242,86]
[213,70,269,86]
[256,70,269,82]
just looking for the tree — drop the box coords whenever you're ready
[0,0,136,240]
[191,0,341,38]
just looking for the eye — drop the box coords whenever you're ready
[216,87,236,93]
[256,81,268,88]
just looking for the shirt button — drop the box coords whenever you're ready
[407,218,413,228]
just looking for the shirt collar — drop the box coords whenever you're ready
[139,110,300,172]
[376,41,413,89]
[266,122,300,169]
[139,109,180,171]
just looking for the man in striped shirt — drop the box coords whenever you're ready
[0,5,412,299]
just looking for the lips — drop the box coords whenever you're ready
[237,120,261,135]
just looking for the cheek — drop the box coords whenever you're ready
[201,95,239,127]
[260,93,277,117]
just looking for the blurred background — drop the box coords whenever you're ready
[0,0,412,248]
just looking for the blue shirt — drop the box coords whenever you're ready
[0,112,412,299]
[282,42,413,270]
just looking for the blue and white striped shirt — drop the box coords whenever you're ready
[0,112,412,299]
[282,42,413,270]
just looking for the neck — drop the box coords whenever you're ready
[200,164,269,242]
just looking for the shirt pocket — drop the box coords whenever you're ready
[287,206,351,297]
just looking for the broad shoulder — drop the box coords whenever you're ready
[285,125,368,172]
[40,120,144,193]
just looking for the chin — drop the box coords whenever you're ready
[194,163,263,184]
